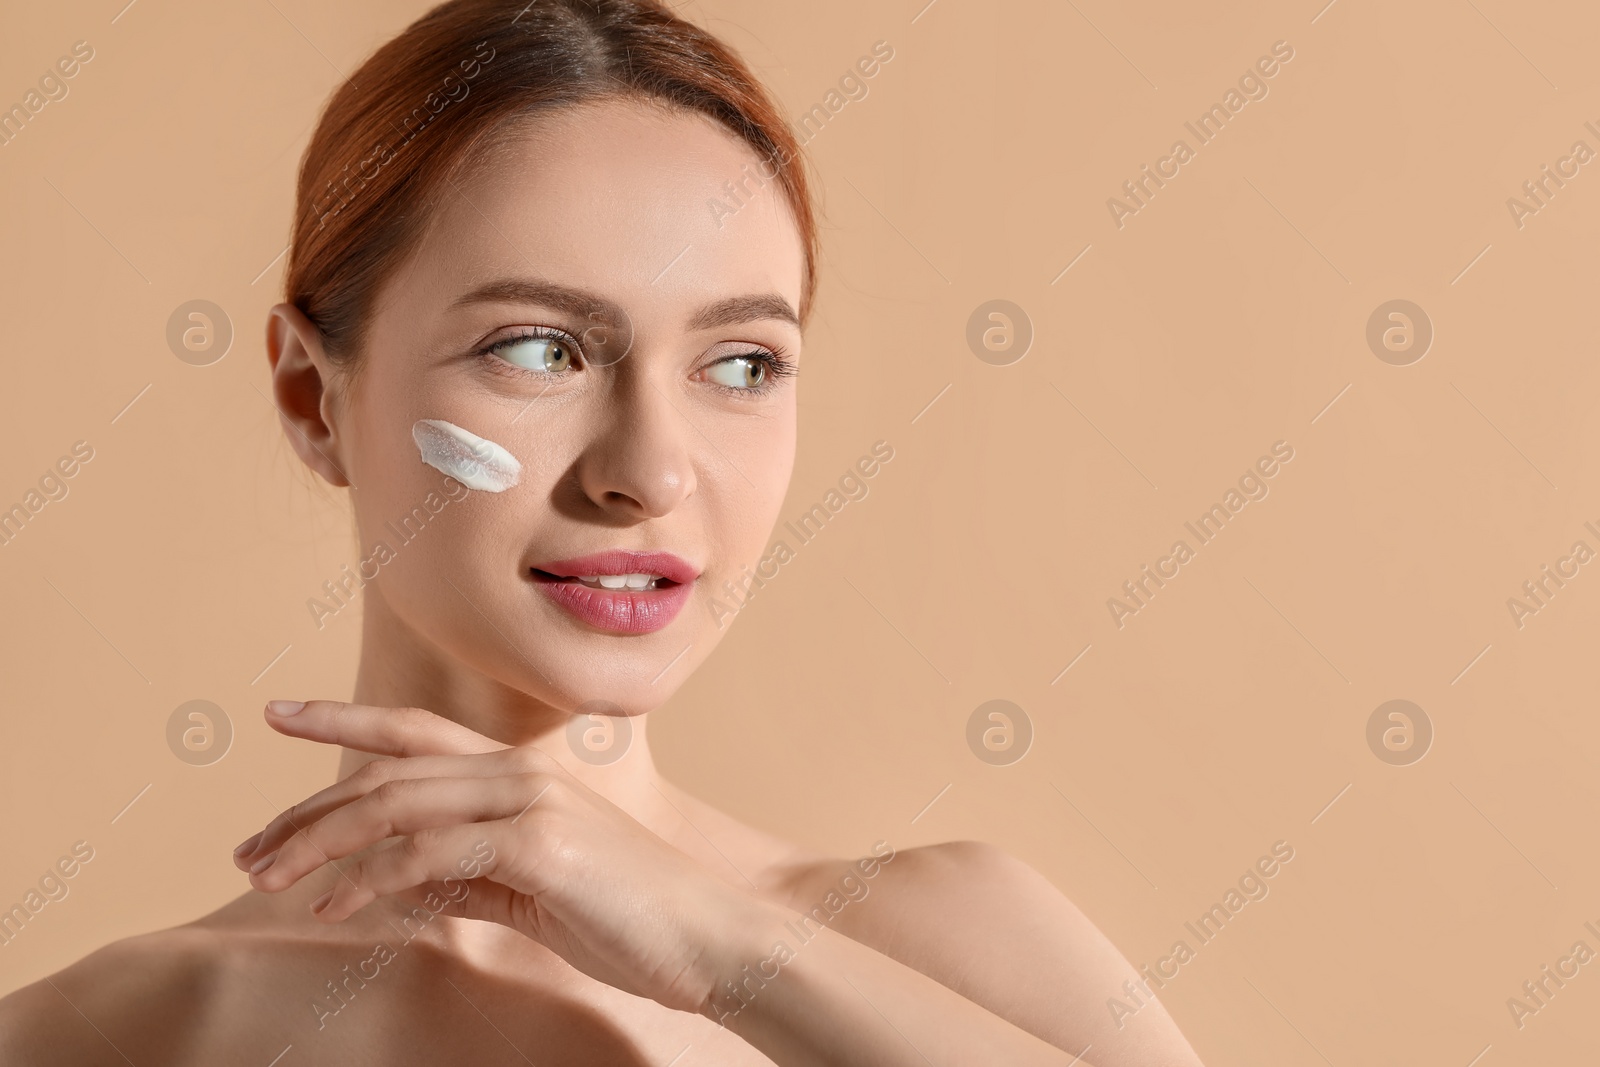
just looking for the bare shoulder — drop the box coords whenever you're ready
[787,840,1205,1067]
[0,906,411,1066]
[0,924,222,1066]
[788,839,1107,973]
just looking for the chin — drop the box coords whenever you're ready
[481,615,715,716]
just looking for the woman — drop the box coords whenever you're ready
[0,1,1203,1063]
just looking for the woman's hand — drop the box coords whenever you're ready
[229,701,1150,1066]
[232,699,773,1015]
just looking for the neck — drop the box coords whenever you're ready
[343,585,674,828]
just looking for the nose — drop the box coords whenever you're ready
[573,375,697,520]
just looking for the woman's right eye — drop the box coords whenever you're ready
[488,331,577,373]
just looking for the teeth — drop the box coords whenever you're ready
[574,573,662,591]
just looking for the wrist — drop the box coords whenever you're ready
[694,896,799,1027]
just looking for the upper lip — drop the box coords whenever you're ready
[529,550,700,585]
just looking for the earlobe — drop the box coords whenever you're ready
[265,303,352,488]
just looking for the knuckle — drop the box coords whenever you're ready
[282,821,319,861]
[343,857,370,888]
[511,746,547,773]
[349,759,392,790]
[401,829,438,861]
[371,777,409,805]
[538,777,568,807]
[264,810,296,841]
[521,815,564,860]
[279,805,315,841]
[511,776,550,818]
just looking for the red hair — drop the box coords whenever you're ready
[284,0,817,362]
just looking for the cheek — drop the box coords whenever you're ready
[344,432,563,693]
[349,457,513,606]
[709,407,796,566]
[342,380,546,618]
[750,405,798,493]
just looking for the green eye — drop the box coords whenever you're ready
[494,334,574,372]
[706,356,767,389]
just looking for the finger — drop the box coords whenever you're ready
[250,775,548,891]
[382,880,640,997]
[388,876,520,929]
[310,823,524,923]
[264,700,510,758]
[236,747,551,867]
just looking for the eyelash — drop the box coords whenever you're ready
[475,326,797,397]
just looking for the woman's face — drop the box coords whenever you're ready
[326,98,805,716]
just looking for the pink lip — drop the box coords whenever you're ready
[528,550,699,635]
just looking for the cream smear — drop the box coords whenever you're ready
[411,419,521,492]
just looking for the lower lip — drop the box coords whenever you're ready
[531,574,694,634]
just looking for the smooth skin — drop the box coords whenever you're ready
[0,99,1204,1065]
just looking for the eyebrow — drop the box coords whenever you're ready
[448,278,800,332]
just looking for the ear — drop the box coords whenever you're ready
[265,303,353,488]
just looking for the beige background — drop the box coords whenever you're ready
[3,0,1598,1062]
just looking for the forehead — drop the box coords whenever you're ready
[399,97,805,328]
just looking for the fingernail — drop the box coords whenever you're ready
[250,852,278,875]
[309,889,334,914]
[233,832,263,857]
[266,700,306,716]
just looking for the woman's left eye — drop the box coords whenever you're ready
[704,355,770,390]
[484,331,577,373]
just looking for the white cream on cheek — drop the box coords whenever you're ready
[411,419,522,492]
